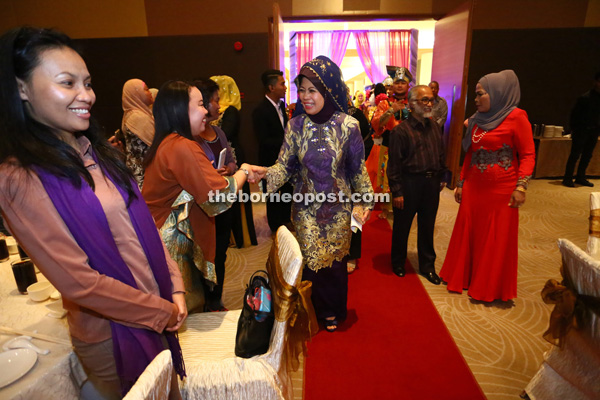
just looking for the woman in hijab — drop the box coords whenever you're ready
[210,75,258,248]
[210,75,243,162]
[354,89,365,108]
[440,70,535,302]
[255,56,374,332]
[121,78,155,188]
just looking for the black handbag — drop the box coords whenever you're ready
[234,270,275,358]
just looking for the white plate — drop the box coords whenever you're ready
[0,348,38,388]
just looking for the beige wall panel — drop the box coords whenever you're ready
[0,0,148,38]
[432,0,468,16]
[144,0,292,35]
[472,0,589,29]
[292,0,433,16]
[585,0,600,26]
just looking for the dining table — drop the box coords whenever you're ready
[0,248,83,400]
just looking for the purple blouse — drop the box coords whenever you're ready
[267,112,374,271]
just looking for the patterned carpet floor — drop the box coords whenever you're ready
[220,178,597,400]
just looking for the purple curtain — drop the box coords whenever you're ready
[354,31,387,84]
[330,31,351,66]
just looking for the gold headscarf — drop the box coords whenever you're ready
[210,75,241,113]
[354,90,365,108]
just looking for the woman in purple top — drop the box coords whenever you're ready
[192,79,237,311]
[257,56,374,332]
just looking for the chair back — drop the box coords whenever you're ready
[264,225,304,371]
[587,192,600,258]
[123,350,173,400]
[274,225,304,287]
[558,238,600,339]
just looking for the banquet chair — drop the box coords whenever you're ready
[177,225,304,400]
[587,192,600,258]
[123,350,173,400]
[525,239,600,400]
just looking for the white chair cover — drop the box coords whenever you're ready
[587,192,600,258]
[525,239,600,400]
[178,226,303,400]
[123,350,173,400]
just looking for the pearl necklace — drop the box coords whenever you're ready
[472,126,488,143]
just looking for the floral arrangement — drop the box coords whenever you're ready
[375,93,389,106]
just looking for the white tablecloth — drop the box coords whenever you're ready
[0,253,81,399]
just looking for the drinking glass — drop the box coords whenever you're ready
[17,244,29,260]
[11,259,38,294]
[0,238,9,262]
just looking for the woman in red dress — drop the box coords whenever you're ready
[440,70,535,302]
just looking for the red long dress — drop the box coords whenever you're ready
[440,108,535,301]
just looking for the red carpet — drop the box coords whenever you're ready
[304,212,486,400]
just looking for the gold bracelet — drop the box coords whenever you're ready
[514,186,527,193]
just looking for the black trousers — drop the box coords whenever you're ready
[206,206,234,305]
[265,182,293,233]
[302,258,348,321]
[391,174,440,274]
[348,230,362,260]
[231,182,258,248]
[564,130,599,180]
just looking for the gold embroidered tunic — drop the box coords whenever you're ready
[267,112,374,272]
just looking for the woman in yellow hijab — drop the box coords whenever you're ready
[210,75,257,249]
[354,90,365,109]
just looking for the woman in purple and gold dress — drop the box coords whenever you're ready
[257,56,374,332]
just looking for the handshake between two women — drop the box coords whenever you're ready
[241,164,268,185]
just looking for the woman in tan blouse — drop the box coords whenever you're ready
[142,80,256,313]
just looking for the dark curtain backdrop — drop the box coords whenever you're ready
[467,28,600,132]
[73,33,271,165]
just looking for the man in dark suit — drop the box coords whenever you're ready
[252,69,292,232]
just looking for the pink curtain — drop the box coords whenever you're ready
[330,31,351,66]
[297,32,313,75]
[289,32,313,102]
[354,31,387,84]
[388,30,411,70]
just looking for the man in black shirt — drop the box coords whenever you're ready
[563,72,600,187]
[387,85,446,285]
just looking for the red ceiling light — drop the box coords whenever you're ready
[234,41,243,51]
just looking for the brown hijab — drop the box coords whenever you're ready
[121,79,155,146]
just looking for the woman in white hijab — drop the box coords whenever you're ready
[121,78,155,188]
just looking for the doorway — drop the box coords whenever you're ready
[281,19,436,105]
